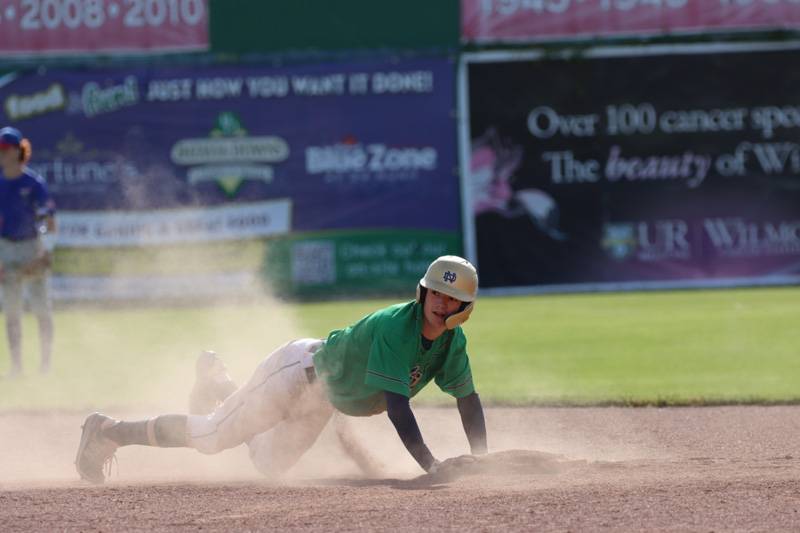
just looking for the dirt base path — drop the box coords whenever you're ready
[1,406,799,531]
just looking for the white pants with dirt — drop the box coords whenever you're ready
[187,338,334,476]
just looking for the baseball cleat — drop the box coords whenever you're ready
[75,412,119,484]
[189,351,237,415]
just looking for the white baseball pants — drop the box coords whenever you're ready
[186,338,334,476]
[0,238,51,319]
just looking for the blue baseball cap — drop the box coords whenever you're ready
[0,127,23,149]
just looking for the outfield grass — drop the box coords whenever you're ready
[0,287,797,410]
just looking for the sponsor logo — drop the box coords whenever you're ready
[32,159,137,191]
[171,112,288,197]
[305,139,437,183]
[601,224,636,260]
[5,84,66,121]
[82,76,139,118]
[171,138,289,165]
[704,218,800,257]
[443,270,457,283]
[186,165,274,187]
[28,133,140,194]
[602,220,691,261]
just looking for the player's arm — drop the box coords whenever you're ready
[384,390,438,472]
[41,212,56,234]
[456,392,488,455]
[35,210,56,267]
[364,329,438,472]
[33,179,57,253]
[434,331,486,455]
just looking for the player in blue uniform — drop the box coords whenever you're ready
[0,127,57,377]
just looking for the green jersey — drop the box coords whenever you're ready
[312,301,475,416]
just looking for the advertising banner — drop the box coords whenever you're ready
[462,0,800,43]
[460,45,800,292]
[265,229,462,299]
[57,200,291,247]
[0,57,460,298]
[0,0,208,56]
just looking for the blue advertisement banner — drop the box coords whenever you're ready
[1,57,458,234]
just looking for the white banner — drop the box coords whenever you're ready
[50,273,260,301]
[56,200,292,248]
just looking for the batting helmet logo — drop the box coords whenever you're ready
[443,271,457,283]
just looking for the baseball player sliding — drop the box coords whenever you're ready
[75,256,488,483]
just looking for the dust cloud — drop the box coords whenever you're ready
[0,226,311,484]
[0,240,663,487]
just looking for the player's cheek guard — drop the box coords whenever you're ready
[416,255,479,329]
[444,302,474,330]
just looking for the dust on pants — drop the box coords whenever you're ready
[187,338,334,476]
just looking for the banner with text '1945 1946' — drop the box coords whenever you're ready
[462,0,800,43]
[461,45,800,293]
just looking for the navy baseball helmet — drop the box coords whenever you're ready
[0,127,23,149]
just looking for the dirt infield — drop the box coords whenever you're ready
[1,406,799,532]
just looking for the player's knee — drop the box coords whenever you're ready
[32,305,52,321]
[3,295,24,319]
[186,415,228,455]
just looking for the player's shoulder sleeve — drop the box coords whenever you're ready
[363,304,416,397]
[434,328,475,399]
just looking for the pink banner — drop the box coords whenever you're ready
[463,0,800,42]
[0,0,208,56]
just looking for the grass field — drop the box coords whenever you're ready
[0,286,797,411]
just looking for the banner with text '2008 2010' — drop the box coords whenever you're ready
[461,45,800,293]
[0,0,208,55]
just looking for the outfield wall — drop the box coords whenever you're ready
[1,3,800,300]
[210,0,459,55]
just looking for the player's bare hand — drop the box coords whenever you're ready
[439,454,478,470]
